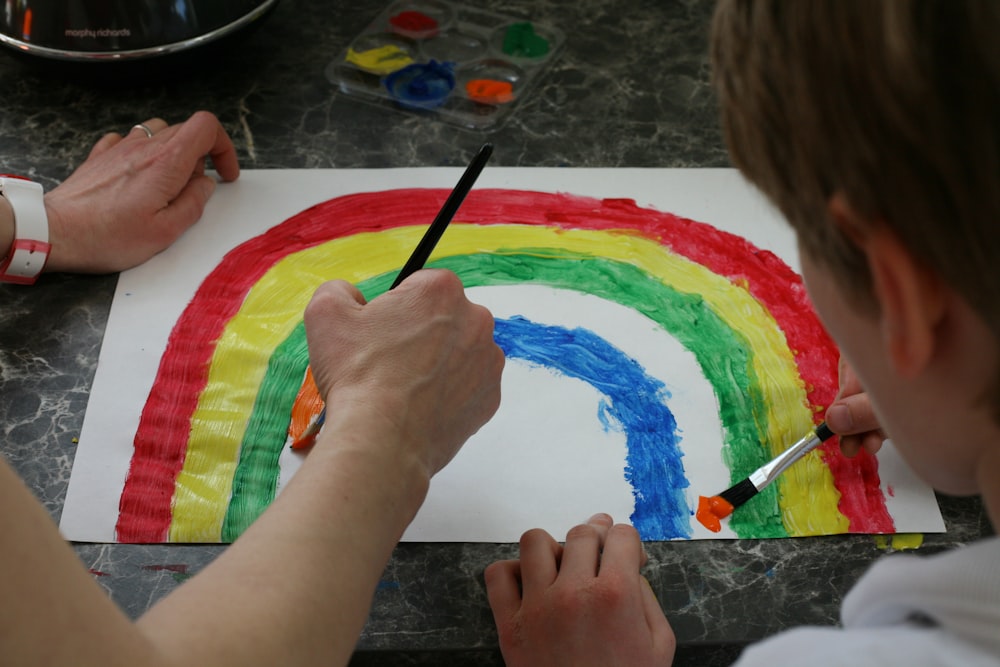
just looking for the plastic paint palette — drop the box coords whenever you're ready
[326,0,565,130]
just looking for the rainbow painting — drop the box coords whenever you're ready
[60,169,945,544]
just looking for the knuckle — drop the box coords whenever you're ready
[495,615,526,648]
[548,584,585,615]
[565,523,600,542]
[473,301,495,327]
[304,281,343,317]
[188,110,213,126]
[609,522,640,542]
[592,578,629,609]
[424,267,461,290]
[484,559,519,588]
[483,560,502,580]
[519,527,555,550]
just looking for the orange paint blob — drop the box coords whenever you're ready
[695,495,735,532]
[287,367,324,448]
[465,79,515,104]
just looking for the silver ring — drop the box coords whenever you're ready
[131,123,154,138]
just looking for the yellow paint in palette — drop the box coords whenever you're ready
[346,45,413,75]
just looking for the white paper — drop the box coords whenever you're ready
[60,168,945,542]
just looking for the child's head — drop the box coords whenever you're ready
[710,0,1000,424]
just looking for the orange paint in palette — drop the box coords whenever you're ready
[465,79,514,104]
[326,0,564,129]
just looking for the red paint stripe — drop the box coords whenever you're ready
[116,189,891,540]
[116,201,354,540]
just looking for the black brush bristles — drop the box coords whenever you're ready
[717,477,759,509]
[814,421,834,442]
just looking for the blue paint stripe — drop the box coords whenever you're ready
[494,316,691,540]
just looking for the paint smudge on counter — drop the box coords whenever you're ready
[142,564,189,573]
[874,533,924,551]
[143,563,193,582]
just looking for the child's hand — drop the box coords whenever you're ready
[485,513,675,667]
[825,357,887,457]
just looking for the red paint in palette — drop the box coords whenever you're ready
[389,10,439,39]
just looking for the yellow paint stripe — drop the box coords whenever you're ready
[169,224,845,540]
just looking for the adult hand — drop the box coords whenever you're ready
[485,514,675,667]
[303,269,505,478]
[825,356,887,456]
[43,110,240,274]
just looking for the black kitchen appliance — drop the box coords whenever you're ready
[0,0,279,62]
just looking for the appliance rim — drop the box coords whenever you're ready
[0,0,279,62]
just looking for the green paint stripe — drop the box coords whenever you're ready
[225,252,787,540]
[221,322,311,541]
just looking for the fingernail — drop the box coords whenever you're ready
[202,176,217,197]
[588,513,612,524]
[826,404,853,432]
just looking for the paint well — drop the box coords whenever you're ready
[346,45,413,75]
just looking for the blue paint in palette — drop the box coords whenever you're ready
[384,60,456,109]
[494,316,691,540]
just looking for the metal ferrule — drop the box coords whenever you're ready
[748,429,824,491]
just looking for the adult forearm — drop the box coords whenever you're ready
[136,426,430,667]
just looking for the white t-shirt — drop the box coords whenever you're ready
[734,536,1000,666]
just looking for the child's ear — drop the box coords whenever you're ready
[827,194,946,378]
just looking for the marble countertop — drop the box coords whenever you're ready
[0,1,990,665]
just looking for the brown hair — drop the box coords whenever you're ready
[711,0,1000,417]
